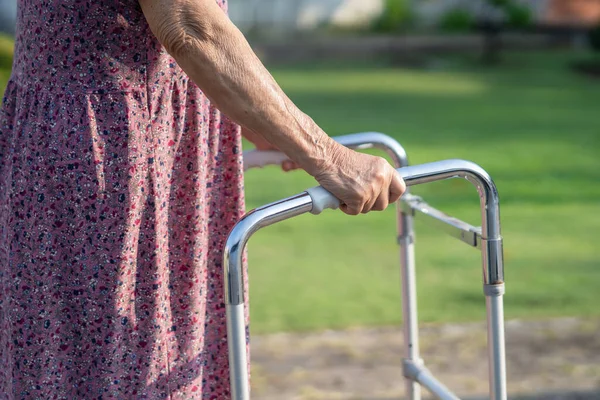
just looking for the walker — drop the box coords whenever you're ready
[227,132,506,400]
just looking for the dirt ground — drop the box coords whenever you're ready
[249,317,600,400]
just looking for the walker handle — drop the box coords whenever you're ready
[306,164,438,214]
[243,150,289,171]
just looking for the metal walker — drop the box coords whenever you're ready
[226,132,506,400]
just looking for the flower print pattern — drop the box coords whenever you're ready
[0,0,247,398]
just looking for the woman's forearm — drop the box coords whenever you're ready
[139,0,337,176]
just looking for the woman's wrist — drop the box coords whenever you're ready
[292,126,340,178]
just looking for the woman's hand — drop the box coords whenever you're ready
[242,127,299,172]
[314,143,406,216]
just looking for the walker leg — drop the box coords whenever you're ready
[485,284,507,400]
[227,303,250,400]
[398,207,421,400]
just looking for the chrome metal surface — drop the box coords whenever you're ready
[224,194,312,306]
[401,194,482,249]
[226,132,412,400]
[417,369,461,400]
[226,136,505,400]
[398,159,506,399]
[243,131,409,172]
[335,132,409,168]
[399,226,421,400]
[486,284,507,400]
[227,304,250,400]
[403,360,460,400]
[481,238,504,285]
[398,160,503,285]
[338,132,420,399]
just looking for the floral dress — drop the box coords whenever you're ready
[0,0,246,398]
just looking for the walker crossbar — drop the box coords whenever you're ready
[401,193,482,249]
[229,132,506,400]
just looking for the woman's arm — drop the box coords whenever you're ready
[139,0,328,174]
[138,0,405,215]
[241,126,299,171]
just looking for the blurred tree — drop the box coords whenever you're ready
[481,0,532,64]
[439,7,476,33]
[569,23,600,79]
[371,0,412,33]
[589,23,600,51]
[505,2,533,29]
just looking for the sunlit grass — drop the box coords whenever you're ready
[273,70,487,95]
[245,51,600,333]
[0,34,13,98]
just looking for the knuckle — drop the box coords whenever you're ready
[346,199,363,214]
[357,189,370,203]
[374,202,387,211]
[398,178,406,190]
[369,182,379,197]
[374,169,386,183]
[374,159,390,182]
[347,207,361,216]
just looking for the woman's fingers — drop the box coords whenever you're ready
[282,160,300,172]
[372,185,389,212]
[362,183,384,213]
[389,171,406,204]
[340,199,365,216]
[364,168,396,213]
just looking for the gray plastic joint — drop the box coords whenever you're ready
[483,282,505,297]
[402,358,425,380]
[397,234,415,245]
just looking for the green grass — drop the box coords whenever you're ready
[244,52,600,333]
[1,38,599,334]
[0,35,13,98]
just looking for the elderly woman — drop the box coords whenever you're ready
[0,0,405,398]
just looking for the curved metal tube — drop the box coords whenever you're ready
[398,160,503,285]
[226,132,412,400]
[243,131,409,171]
[224,194,313,305]
[334,131,409,168]
[226,142,505,399]
[228,132,410,306]
[225,158,502,304]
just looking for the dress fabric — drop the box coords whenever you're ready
[0,0,247,398]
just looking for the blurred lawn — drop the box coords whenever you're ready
[0,35,13,95]
[245,52,600,333]
[1,36,599,334]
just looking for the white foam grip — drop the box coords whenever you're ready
[306,186,341,215]
[243,150,289,171]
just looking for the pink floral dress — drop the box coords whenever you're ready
[0,0,246,398]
